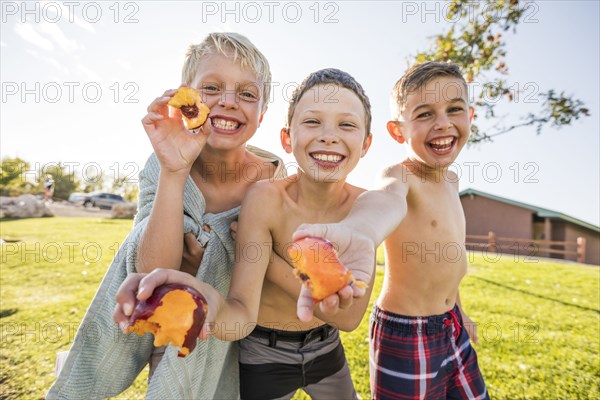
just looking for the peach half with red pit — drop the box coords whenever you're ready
[126,283,208,357]
[288,236,367,302]
[168,87,210,130]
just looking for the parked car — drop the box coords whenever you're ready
[82,192,126,210]
[68,192,88,204]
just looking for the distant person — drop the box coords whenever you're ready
[293,62,490,399]
[43,175,54,202]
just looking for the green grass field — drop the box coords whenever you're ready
[1,218,599,399]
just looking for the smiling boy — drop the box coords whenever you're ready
[294,62,489,399]
[48,33,292,400]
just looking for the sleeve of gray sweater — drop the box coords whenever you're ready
[46,153,243,400]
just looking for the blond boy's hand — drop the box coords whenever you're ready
[141,88,211,175]
[113,268,218,339]
[293,223,376,321]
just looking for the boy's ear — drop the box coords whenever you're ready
[280,128,292,153]
[469,107,475,123]
[361,133,373,157]
[386,120,405,144]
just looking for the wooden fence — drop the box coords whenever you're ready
[466,232,587,263]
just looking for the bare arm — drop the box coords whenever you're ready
[207,183,276,340]
[292,166,409,320]
[295,165,409,249]
[265,253,376,331]
[136,89,210,273]
[137,171,188,272]
[118,184,276,341]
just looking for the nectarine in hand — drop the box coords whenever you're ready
[126,283,208,357]
[288,237,366,302]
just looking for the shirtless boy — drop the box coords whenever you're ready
[294,62,489,399]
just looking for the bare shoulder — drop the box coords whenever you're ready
[374,163,411,197]
[244,150,279,181]
[345,182,367,197]
[379,163,405,180]
[244,178,286,207]
[379,162,415,184]
[446,170,460,192]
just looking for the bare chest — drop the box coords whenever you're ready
[398,183,465,247]
[271,203,352,265]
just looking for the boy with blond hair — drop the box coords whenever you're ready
[48,32,294,399]
[115,68,376,399]
[294,62,489,399]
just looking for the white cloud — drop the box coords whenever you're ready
[73,15,96,33]
[44,57,68,73]
[39,0,95,33]
[116,59,131,70]
[38,22,83,53]
[15,23,54,51]
[76,64,101,81]
[25,49,70,73]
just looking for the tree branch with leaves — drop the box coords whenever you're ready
[415,0,590,143]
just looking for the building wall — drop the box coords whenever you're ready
[461,195,533,239]
[461,194,600,265]
[550,221,567,260]
[564,224,600,265]
[552,221,566,241]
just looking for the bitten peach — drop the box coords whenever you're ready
[126,283,208,357]
[288,237,366,301]
[168,87,210,130]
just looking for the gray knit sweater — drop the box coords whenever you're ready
[47,147,284,399]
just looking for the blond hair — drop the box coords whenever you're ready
[391,62,467,120]
[182,32,271,113]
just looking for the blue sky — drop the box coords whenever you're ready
[1,1,598,226]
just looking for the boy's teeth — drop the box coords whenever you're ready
[429,137,454,149]
[312,153,343,162]
[430,137,453,146]
[212,118,240,130]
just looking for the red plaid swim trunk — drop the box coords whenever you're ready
[369,304,489,400]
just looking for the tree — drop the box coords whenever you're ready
[80,169,105,193]
[0,157,34,196]
[415,0,590,143]
[112,175,139,203]
[37,163,81,200]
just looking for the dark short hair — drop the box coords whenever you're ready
[391,62,467,119]
[286,68,372,137]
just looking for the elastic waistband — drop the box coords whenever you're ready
[371,304,462,335]
[250,324,336,347]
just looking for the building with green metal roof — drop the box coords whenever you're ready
[460,188,599,265]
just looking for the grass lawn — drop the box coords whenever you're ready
[1,217,599,399]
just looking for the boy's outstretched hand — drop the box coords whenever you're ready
[292,223,376,322]
[113,269,218,339]
[142,87,211,176]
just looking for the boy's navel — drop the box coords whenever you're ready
[431,220,438,228]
